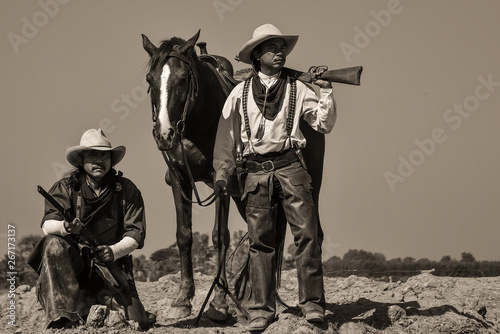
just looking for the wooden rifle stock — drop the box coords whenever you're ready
[318,66,363,85]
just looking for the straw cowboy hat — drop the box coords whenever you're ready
[236,23,299,64]
[66,128,126,167]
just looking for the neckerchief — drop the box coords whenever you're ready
[78,172,116,226]
[252,70,288,121]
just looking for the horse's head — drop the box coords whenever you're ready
[142,31,200,150]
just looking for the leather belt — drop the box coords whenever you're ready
[245,150,298,173]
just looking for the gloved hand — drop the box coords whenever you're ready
[96,245,115,263]
[63,218,82,234]
[214,180,228,196]
[309,65,332,89]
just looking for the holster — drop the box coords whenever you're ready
[235,152,248,194]
[294,146,308,171]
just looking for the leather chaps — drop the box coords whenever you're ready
[29,235,151,329]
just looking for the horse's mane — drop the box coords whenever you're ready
[147,37,186,70]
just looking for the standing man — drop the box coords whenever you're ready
[213,24,336,331]
[28,128,155,330]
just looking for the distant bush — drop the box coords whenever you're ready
[322,249,500,281]
[0,234,42,290]
[10,232,498,288]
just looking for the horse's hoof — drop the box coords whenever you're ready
[169,305,192,319]
[204,303,229,321]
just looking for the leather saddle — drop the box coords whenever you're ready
[197,42,257,95]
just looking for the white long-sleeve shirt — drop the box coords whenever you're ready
[213,72,336,183]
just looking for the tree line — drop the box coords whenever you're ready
[2,233,500,289]
[321,249,500,282]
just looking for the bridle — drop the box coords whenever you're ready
[149,50,198,135]
[148,49,217,206]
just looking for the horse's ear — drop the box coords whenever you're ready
[142,34,158,57]
[178,29,201,54]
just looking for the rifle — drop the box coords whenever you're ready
[37,185,129,290]
[195,41,363,86]
[284,66,363,86]
[233,65,363,86]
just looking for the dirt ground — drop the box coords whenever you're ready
[2,270,499,333]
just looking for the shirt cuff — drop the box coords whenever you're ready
[319,87,333,95]
[109,236,139,260]
[42,219,69,237]
[215,168,231,183]
[123,230,145,248]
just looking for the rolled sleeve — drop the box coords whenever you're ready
[110,236,139,259]
[213,89,241,182]
[41,219,69,236]
[301,85,337,134]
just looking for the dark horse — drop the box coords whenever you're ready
[141,30,326,320]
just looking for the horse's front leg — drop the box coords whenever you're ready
[204,192,231,321]
[170,176,195,318]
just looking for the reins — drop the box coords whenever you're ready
[152,50,217,207]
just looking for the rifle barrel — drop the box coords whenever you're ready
[37,185,74,222]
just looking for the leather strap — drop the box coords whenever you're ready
[241,75,297,150]
[245,150,298,173]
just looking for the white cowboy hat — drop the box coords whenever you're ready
[65,128,126,168]
[236,23,299,64]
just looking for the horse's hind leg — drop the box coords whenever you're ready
[170,178,195,318]
[204,193,230,321]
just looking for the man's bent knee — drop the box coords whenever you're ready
[42,235,69,257]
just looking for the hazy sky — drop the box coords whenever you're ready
[1,1,499,262]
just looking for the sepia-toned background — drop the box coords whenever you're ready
[1,0,499,262]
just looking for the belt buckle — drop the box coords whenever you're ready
[261,160,275,172]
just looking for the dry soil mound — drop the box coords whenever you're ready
[1,270,499,333]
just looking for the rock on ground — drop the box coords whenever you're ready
[1,270,499,333]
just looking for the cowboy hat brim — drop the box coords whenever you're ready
[237,34,299,64]
[66,145,126,168]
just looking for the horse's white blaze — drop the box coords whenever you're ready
[158,63,172,137]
